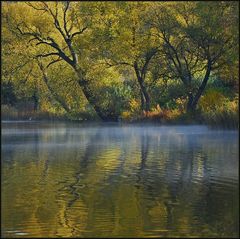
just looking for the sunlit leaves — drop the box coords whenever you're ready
[2,1,239,118]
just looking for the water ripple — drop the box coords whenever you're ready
[2,123,238,238]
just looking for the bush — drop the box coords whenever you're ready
[1,104,68,121]
[201,95,239,129]
[199,89,226,112]
[120,111,132,121]
[1,105,18,120]
[120,104,182,124]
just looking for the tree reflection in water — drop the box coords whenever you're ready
[1,123,239,238]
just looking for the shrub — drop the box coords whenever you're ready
[120,111,132,121]
[1,104,18,120]
[199,89,226,112]
[201,95,239,129]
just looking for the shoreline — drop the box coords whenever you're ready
[1,119,238,130]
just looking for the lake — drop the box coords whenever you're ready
[1,122,239,238]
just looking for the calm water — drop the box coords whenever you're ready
[1,122,239,238]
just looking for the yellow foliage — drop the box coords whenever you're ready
[129,99,140,113]
[142,105,181,122]
[121,111,132,120]
[155,104,162,113]
[201,94,239,128]
[175,97,187,112]
[199,90,225,112]
[166,109,181,120]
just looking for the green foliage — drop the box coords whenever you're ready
[199,89,226,112]
[97,82,134,118]
[1,1,239,126]
[1,105,18,120]
[153,81,187,109]
[1,82,17,106]
[200,95,239,129]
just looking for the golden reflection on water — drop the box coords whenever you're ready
[1,123,239,238]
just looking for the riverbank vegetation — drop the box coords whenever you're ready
[2,2,239,128]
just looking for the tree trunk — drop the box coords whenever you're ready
[140,90,145,111]
[186,93,194,113]
[143,87,150,112]
[79,80,116,121]
[38,63,71,113]
[74,68,118,121]
[186,62,212,113]
[191,63,212,110]
[134,64,151,112]
[139,82,150,112]
[33,92,38,112]
[44,80,70,113]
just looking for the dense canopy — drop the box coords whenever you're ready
[1,1,239,127]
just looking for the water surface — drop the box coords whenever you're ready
[1,122,239,238]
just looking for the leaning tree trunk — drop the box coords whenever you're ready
[38,62,71,113]
[14,2,118,122]
[191,63,212,110]
[75,67,118,121]
[186,62,212,113]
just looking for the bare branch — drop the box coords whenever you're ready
[141,48,158,79]
[63,2,70,37]
[26,2,47,12]
[46,58,63,68]
[70,27,88,40]
[192,63,208,75]
[16,24,74,66]
[103,58,132,68]
[163,33,183,74]
[35,52,59,58]
[28,37,38,44]
[211,38,231,64]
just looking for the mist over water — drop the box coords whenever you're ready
[1,122,239,238]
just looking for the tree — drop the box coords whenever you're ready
[3,2,118,121]
[94,2,159,112]
[150,2,238,112]
[2,1,238,121]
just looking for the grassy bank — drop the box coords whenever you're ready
[1,105,98,122]
[2,104,238,129]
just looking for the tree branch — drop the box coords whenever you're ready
[26,2,47,11]
[46,57,63,68]
[36,52,60,58]
[63,2,70,37]
[70,27,88,40]
[141,48,158,79]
